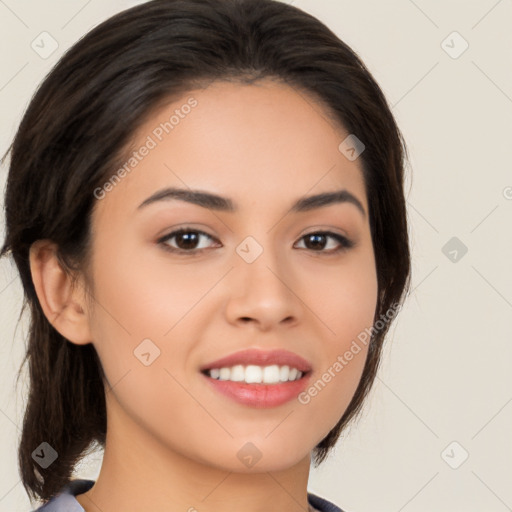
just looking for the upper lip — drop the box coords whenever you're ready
[200,348,312,373]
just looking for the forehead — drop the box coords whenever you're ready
[93,79,367,221]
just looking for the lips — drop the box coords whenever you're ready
[199,348,313,373]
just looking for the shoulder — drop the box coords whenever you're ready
[30,479,95,512]
[308,491,348,512]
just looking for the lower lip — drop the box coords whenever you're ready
[202,372,311,408]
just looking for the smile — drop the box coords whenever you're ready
[203,364,304,384]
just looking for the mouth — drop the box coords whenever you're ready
[199,349,312,408]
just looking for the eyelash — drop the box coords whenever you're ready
[157,227,355,255]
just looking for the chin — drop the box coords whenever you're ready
[199,437,312,473]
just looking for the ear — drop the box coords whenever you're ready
[29,240,92,345]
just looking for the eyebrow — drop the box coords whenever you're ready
[137,187,366,218]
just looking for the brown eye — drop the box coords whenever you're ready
[157,228,354,256]
[295,231,354,253]
[158,228,219,253]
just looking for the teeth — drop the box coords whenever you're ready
[219,367,230,380]
[245,365,262,383]
[231,365,245,381]
[206,364,304,384]
[263,365,280,383]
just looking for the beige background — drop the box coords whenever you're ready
[1,1,511,511]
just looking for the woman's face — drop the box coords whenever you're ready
[84,79,378,472]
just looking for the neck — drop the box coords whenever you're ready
[75,394,312,512]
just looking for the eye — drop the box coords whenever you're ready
[294,231,354,254]
[157,228,354,255]
[158,228,219,253]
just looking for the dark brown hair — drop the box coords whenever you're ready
[0,0,411,504]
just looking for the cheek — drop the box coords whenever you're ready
[301,243,378,347]
[297,287,374,440]
[89,235,212,338]
[295,247,378,428]
[298,348,369,442]
[86,235,227,399]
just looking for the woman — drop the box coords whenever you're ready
[0,0,411,510]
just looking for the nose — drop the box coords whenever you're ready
[224,246,302,332]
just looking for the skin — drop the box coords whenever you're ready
[30,79,378,512]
